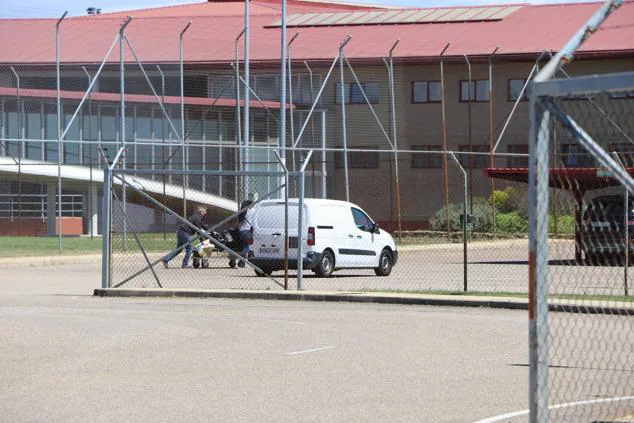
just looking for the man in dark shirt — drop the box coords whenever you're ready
[162,206,208,269]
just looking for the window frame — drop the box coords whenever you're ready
[506,144,529,168]
[560,144,595,168]
[335,82,380,105]
[335,147,380,169]
[460,80,489,103]
[411,145,443,169]
[411,81,441,104]
[508,78,528,102]
[458,145,490,169]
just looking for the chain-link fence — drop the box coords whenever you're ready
[530,69,634,422]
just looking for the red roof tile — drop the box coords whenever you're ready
[0,1,632,65]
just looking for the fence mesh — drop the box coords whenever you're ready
[533,74,634,422]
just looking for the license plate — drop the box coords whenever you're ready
[591,222,610,229]
[259,247,280,254]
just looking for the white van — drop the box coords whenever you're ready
[246,199,398,277]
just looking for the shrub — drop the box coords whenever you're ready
[550,214,575,235]
[496,212,528,234]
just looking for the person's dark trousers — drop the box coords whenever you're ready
[163,229,192,267]
[238,230,250,267]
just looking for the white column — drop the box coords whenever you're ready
[47,182,57,236]
[90,183,99,236]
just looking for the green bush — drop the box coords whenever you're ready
[491,187,528,218]
[549,214,575,235]
[496,212,528,234]
[429,197,493,232]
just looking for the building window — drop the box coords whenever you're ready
[561,144,594,167]
[506,144,528,168]
[460,80,489,102]
[412,81,441,103]
[335,82,380,104]
[411,145,443,168]
[459,145,489,168]
[509,79,528,102]
[335,147,380,169]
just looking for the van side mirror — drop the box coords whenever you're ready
[372,223,380,234]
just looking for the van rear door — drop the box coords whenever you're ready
[252,203,304,261]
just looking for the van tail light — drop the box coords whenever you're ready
[248,227,253,245]
[307,226,315,246]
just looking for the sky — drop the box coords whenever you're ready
[1,0,599,18]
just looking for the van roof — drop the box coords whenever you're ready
[257,198,355,207]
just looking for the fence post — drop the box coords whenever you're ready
[101,167,112,289]
[56,12,67,250]
[339,36,351,202]
[297,151,313,290]
[528,91,550,423]
[180,22,192,218]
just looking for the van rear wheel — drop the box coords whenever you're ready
[374,249,393,276]
[314,250,334,278]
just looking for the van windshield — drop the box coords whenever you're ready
[255,204,300,230]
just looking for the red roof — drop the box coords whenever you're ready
[0,87,291,109]
[0,0,632,64]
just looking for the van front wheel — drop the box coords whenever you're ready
[314,250,334,278]
[374,249,393,276]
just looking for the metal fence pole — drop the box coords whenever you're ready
[287,32,299,190]
[489,46,499,236]
[101,167,112,288]
[279,3,288,198]
[119,17,132,248]
[235,29,245,204]
[56,11,67,250]
[244,0,250,197]
[82,66,94,239]
[180,22,192,219]
[297,150,313,290]
[339,36,351,202]
[156,64,167,240]
[10,67,22,236]
[321,109,327,198]
[529,92,550,423]
[440,43,451,239]
[388,41,402,243]
[450,152,468,292]
[464,54,474,215]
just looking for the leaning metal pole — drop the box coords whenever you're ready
[56,11,67,250]
[180,22,192,219]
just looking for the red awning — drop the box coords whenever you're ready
[485,167,634,192]
[0,87,293,110]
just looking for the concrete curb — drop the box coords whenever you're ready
[0,254,101,268]
[93,288,633,315]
